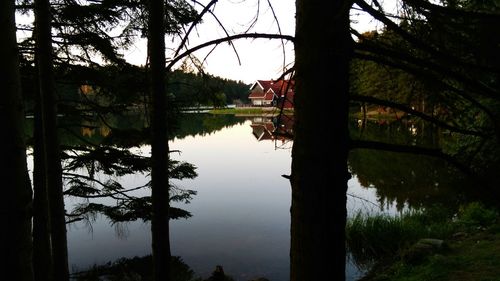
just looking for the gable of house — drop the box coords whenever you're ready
[248,79,295,108]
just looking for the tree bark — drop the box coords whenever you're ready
[291,1,351,280]
[33,86,53,281]
[34,0,69,280]
[147,0,171,281]
[0,1,34,280]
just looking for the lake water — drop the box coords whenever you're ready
[50,114,446,280]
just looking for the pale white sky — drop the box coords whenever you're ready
[124,0,297,84]
[143,0,392,84]
[17,0,394,84]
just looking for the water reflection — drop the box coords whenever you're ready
[349,119,476,211]
[25,113,488,280]
[249,114,294,150]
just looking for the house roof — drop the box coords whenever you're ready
[248,91,265,99]
[269,80,294,96]
[263,89,276,101]
[248,79,295,100]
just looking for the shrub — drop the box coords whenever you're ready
[457,202,498,228]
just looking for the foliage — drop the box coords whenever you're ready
[67,159,198,223]
[457,202,498,228]
[351,0,500,181]
[362,221,500,281]
[168,69,250,107]
[74,255,202,281]
[346,207,455,269]
[347,202,499,271]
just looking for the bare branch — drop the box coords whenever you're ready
[166,33,294,71]
[265,0,286,71]
[174,0,218,58]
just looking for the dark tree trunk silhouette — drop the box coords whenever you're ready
[291,0,352,280]
[1,0,34,280]
[33,88,53,281]
[34,0,69,280]
[147,0,171,281]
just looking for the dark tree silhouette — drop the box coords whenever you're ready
[147,0,172,280]
[34,0,70,280]
[290,0,352,280]
[1,0,34,280]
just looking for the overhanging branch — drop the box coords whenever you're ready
[350,139,472,176]
[166,33,294,71]
[350,94,487,137]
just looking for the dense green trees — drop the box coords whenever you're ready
[351,0,500,182]
[168,69,250,107]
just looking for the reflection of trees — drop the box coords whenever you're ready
[26,113,242,147]
[349,149,468,210]
[349,120,478,211]
[350,118,442,149]
[174,113,245,140]
[29,113,246,224]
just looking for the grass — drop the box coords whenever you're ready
[351,202,500,281]
[346,207,455,268]
[366,230,500,281]
[209,107,293,115]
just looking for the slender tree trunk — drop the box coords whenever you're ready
[0,1,34,280]
[147,1,171,281]
[291,1,352,280]
[34,0,69,280]
[33,85,53,281]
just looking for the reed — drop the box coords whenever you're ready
[346,207,455,268]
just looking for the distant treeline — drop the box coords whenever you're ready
[168,70,251,107]
[20,62,250,112]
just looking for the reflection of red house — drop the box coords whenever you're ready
[250,119,276,141]
[250,115,294,142]
[248,80,294,108]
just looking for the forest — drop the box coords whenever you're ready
[2,0,500,281]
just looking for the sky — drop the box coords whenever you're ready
[16,0,394,84]
[123,0,392,84]
[124,0,298,84]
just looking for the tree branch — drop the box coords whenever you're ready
[355,0,500,98]
[352,47,497,123]
[350,139,472,176]
[350,94,487,137]
[166,33,294,71]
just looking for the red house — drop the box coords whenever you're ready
[248,80,294,109]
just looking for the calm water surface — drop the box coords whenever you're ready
[60,116,398,281]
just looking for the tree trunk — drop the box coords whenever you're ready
[0,1,34,280]
[291,1,352,280]
[33,85,53,281]
[147,1,171,281]
[34,0,69,280]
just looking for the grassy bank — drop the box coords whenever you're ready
[365,229,500,281]
[348,202,500,281]
[209,107,293,116]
